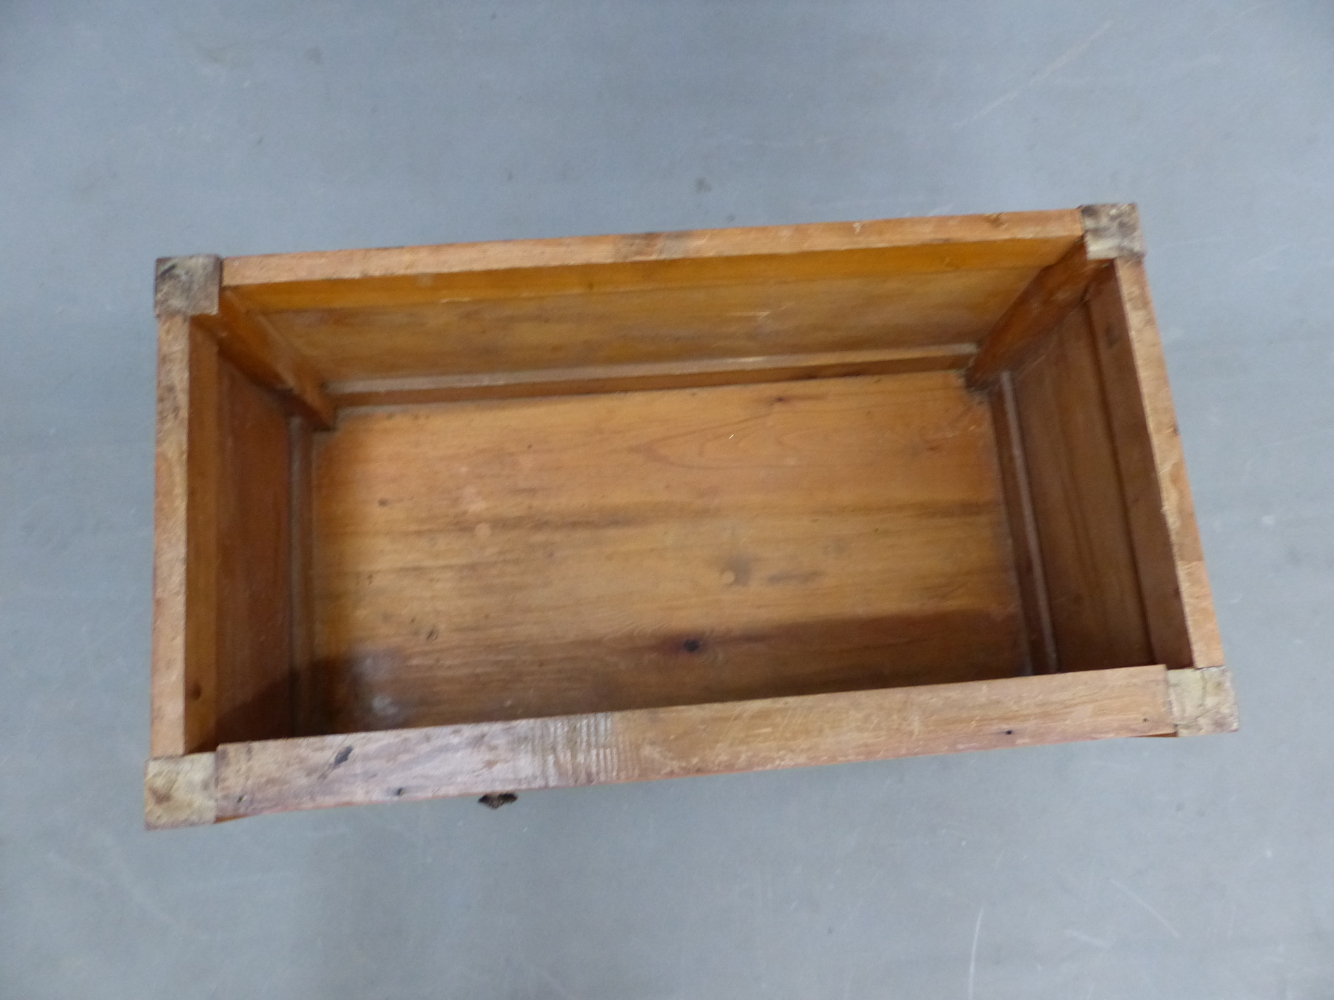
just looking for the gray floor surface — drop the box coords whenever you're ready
[2,2,1332,997]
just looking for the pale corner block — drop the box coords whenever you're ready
[1167,666,1239,737]
[1080,203,1146,261]
[154,254,222,318]
[145,752,218,830]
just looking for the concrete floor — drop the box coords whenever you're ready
[2,2,1332,997]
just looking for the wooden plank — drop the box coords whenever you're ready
[289,416,320,736]
[260,268,1035,383]
[988,372,1058,674]
[214,359,295,745]
[1011,305,1153,672]
[1087,263,1224,669]
[966,241,1109,387]
[145,753,217,829]
[150,315,221,756]
[215,664,1175,819]
[311,372,1026,730]
[199,291,334,428]
[328,346,975,407]
[222,210,1084,303]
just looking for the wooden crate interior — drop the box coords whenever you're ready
[166,213,1207,750]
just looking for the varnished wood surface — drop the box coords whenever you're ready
[326,345,976,407]
[966,241,1109,387]
[223,210,1083,298]
[1088,262,1223,668]
[218,213,1082,385]
[311,372,1026,730]
[1011,304,1153,672]
[989,373,1058,675]
[215,664,1175,819]
[263,270,1037,383]
[214,359,294,744]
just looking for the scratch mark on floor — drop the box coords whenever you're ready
[956,21,1113,127]
[1065,928,1112,948]
[1110,878,1182,939]
[968,904,985,1000]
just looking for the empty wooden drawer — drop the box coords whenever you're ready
[145,205,1235,829]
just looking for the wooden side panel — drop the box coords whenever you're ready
[1086,263,1223,669]
[263,269,1037,383]
[151,316,221,756]
[311,372,1027,730]
[215,665,1175,819]
[989,373,1058,674]
[214,359,295,745]
[222,210,1085,302]
[1011,306,1153,672]
[289,417,320,735]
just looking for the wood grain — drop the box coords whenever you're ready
[311,372,1026,729]
[1087,263,1224,669]
[145,753,217,829]
[262,269,1035,383]
[222,210,1083,301]
[150,316,221,756]
[327,345,975,407]
[967,241,1109,387]
[289,417,319,735]
[1011,305,1153,672]
[215,664,1175,819]
[214,360,294,744]
[989,372,1058,675]
[201,291,334,428]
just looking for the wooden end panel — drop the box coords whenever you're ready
[1086,263,1223,669]
[214,359,295,745]
[215,665,1174,819]
[1010,305,1153,672]
[151,316,221,756]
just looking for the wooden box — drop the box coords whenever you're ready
[146,206,1235,828]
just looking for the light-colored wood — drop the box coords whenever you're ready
[145,753,217,829]
[1011,305,1153,671]
[967,241,1108,387]
[1081,203,1146,260]
[261,270,1034,383]
[312,372,1025,730]
[223,210,1084,299]
[154,255,220,319]
[328,345,975,407]
[201,291,334,428]
[1167,666,1238,736]
[215,359,294,744]
[1090,260,1224,669]
[214,664,1174,820]
[989,372,1058,674]
[150,316,221,756]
